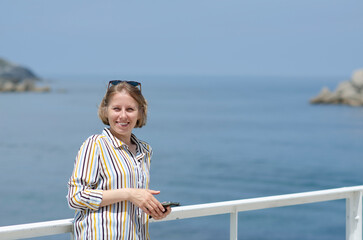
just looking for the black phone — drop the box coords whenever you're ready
[149,202,180,218]
[162,201,180,208]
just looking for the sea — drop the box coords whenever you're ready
[0,74,362,240]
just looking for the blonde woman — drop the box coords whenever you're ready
[68,81,170,239]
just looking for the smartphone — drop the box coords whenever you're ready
[149,202,180,218]
[162,201,180,208]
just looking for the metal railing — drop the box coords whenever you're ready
[1,186,362,240]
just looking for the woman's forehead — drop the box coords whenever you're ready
[109,92,139,105]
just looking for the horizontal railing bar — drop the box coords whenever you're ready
[1,186,362,239]
[155,186,363,222]
[0,219,73,240]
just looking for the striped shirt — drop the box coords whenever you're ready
[67,128,152,240]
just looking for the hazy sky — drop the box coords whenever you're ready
[1,0,362,77]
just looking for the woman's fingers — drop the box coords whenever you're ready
[130,189,166,217]
[145,190,165,213]
[152,206,171,220]
[149,206,172,220]
[148,200,165,218]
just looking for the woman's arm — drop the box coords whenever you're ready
[67,136,103,211]
[101,188,170,219]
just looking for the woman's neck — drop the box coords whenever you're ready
[110,129,132,146]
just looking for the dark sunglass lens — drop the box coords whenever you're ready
[126,81,139,87]
[111,80,122,86]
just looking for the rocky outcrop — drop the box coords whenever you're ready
[0,57,50,92]
[310,69,363,106]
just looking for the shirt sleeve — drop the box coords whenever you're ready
[67,136,103,211]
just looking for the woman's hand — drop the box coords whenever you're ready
[128,189,170,219]
[100,188,172,220]
[153,206,171,220]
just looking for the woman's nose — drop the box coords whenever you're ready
[119,109,127,118]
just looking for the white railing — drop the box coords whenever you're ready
[0,186,362,240]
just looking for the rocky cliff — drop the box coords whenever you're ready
[310,69,363,106]
[0,58,50,92]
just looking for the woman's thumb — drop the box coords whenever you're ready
[148,189,161,195]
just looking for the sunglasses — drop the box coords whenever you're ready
[107,80,142,92]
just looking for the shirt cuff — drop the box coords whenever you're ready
[83,189,103,211]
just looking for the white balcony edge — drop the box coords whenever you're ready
[0,185,362,240]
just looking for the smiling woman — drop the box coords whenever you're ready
[98,81,147,128]
[98,81,147,146]
[67,80,170,240]
[106,92,140,147]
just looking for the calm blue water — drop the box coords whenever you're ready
[0,75,362,239]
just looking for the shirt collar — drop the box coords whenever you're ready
[102,128,150,154]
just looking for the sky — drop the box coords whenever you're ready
[0,0,362,78]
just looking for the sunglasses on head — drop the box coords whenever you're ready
[107,80,142,92]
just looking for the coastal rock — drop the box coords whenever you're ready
[310,69,363,106]
[352,69,363,88]
[310,87,337,103]
[0,57,50,92]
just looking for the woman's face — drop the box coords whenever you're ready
[107,91,140,142]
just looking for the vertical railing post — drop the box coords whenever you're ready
[70,226,74,240]
[230,209,238,240]
[346,191,362,240]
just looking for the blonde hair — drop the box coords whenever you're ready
[98,82,148,128]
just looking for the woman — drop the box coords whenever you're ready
[67,80,170,239]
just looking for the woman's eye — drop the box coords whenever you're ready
[127,108,135,112]
[113,107,120,111]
